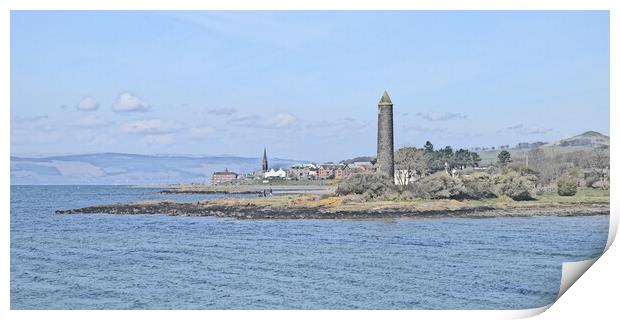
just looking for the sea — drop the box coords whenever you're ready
[10,185,609,310]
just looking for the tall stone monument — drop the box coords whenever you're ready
[377,91,394,179]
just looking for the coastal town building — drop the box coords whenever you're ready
[348,161,374,172]
[316,162,373,180]
[318,164,337,179]
[264,168,287,179]
[211,168,238,185]
[287,164,318,180]
[334,165,352,179]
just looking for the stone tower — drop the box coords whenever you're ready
[377,90,394,179]
[262,147,269,172]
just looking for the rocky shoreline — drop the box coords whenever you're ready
[159,189,261,195]
[55,201,610,220]
[156,184,336,196]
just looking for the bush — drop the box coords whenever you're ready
[557,178,578,196]
[498,150,512,166]
[398,190,415,201]
[410,172,465,199]
[459,172,497,199]
[336,173,393,198]
[497,172,537,200]
[584,175,598,188]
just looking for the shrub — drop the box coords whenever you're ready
[398,190,415,201]
[498,150,512,166]
[459,172,497,199]
[410,172,465,199]
[497,172,537,201]
[336,173,393,199]
[557,178,578,196]
[584,176,598,188]
[485,166,500,175]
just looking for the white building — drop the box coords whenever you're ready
[348,161,374,172]
[264,168,287,179]
[394,169,416,186]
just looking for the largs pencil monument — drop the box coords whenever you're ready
[377,90,395,179]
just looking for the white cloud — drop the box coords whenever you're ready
[227,112,299,128]
[504,124,552,135]
[519,127,552,135]
[505,124,524,130]
[416,112,467,121]
[405,125,448,134]
[306,117,367,130]
[228,114,262,126]
[121,119,174,134]
[112,92,150,112]
[77,97,99,111]
[271,113,298,127]
[208,107,237,116]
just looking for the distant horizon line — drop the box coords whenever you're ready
[10,129,609,160]
[9,151,309,161]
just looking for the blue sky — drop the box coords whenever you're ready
[11,11,609,162]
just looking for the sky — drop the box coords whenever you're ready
[10,11,610,162]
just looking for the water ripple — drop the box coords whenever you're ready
[10,185,608,309]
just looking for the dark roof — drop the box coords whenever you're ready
[212,171,237,176]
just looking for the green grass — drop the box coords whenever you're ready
[477,145,596,166]
[237,179,336,186]
[206,188,609,213]
[535,188,609,204]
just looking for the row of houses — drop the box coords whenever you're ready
[285,162,375,180]
[211,162,492,186]
[316,162,374,180]
[211,161,376,185]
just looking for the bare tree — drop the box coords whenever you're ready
[395,147,430,185]
[588,146,610,188]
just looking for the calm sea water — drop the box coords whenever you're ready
[10,185,608,310]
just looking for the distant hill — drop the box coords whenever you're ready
[476,131,608,165]
[340,156,376,164]
[10,153,304,185]
[545,131,609,148]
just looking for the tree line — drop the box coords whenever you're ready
[335,140,610,201]
[395,141,483,182]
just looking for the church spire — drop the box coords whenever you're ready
[262,147,268,172]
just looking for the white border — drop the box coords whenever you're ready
[1,1,616,319]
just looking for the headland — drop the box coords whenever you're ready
[55,189,609,220]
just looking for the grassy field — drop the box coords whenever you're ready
[477,145,594,166]
[206,188,609,212]
[236,179,337,186]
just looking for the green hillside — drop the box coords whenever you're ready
[477,131,609,166]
